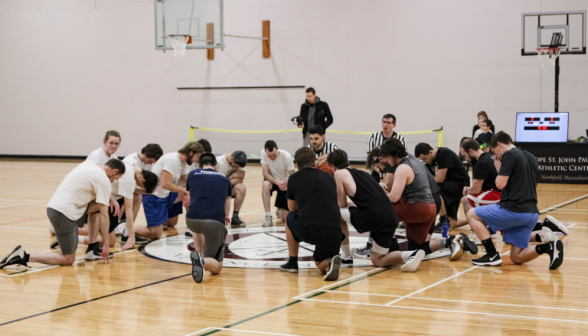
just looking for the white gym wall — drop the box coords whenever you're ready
[0,0,587,157]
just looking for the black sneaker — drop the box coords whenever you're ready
[50,240,59,249]
[547,240,564,270]
[190,250,205,283]
[185,229,193,237]
[471,253,502,266]
[542,215,568,235]
[352,242,372,258]
[459,233,478,254]
[340,254,353,264]
[0,245,28,269]
[279,260,299,273]
[324,255,341,281]
[231,216,246,228]
[84,245,114,261]
[121,234,149,244]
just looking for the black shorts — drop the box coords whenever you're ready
[286,212,343,262]
[91,198,126,233]
[348,207,396,254]
[429,192,442,234]
[439,180,468,220]
[270,183,289,210]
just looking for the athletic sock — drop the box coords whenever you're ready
[23,253,30,263]
[368,237,374,244]
[78,235,86,243]
[87,242,98,252]
[401,251,414,261]
[265,212,271,217]
[232,211,239,217]
[535,234,542,243]
[288,256,298,265]
[341,244,351,259]
[481,238,497,256]
[441,238,450,248]
[421,241,433,255]
[535,243,550,255]
[533,223,543,231]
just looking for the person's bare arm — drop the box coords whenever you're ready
[262,164,280,185]
[176,174,188,187]
[434,168,447,183]
[98,203,110,263]
[468,179,484,195]
[288,199,298,212]
[225,196,232,225]
[161,171,187,195]
[229,170,245,185]
[316,153,329,166]
[383,172,394,191]
[496,176,509,190]
[388,165,410,203]
[287,169,295,176]
[334,171,349,208]
[121,197,135,250]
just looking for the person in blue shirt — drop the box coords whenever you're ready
[185,153,232,283]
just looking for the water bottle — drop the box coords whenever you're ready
[441,219,449,238]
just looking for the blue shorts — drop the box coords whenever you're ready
[142,192,183,227]
[475,203,539,249]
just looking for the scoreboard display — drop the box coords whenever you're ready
[515,112,569,143]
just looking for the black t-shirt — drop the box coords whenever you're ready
[473,152,499,191]
[498,148,539,214]
[434,147,470,183]
[287,168,341,229]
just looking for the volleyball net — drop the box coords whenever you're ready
[189,126,443,161]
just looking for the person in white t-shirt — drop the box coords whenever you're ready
[136,141,204,240]
[0,160,125,269]
[122,143,163,220]
[216,151,248,227]
[261,141,295,227]
[86,130,121,165]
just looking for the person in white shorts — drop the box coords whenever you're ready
[216,151,248,227]
[261,140,295,227]
[137,141,204,240]
[1,160,125,268]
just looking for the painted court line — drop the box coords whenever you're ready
[296,298,588,324]
[540,192,588,214]
[291,267,383,300]
[318,290,588,313]
[187,327,300,336]
[0,226,47,231]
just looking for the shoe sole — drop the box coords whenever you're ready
[546,215,568,235]
[459,233,478,254]
[471,257,503,266]
[190,251,204,283]
[324,255,341,281]
[549,240,564,270]
[279,267,299,273]
[449,236,464,261]
[351,251,369,259]
[401,250,425,272]
[0,245,23,269]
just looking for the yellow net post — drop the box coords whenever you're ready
[437,128,443,147]
[190,126,194,141]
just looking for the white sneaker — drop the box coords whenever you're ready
[114,221,127,236]
[539,227,559,243]
[401,250,425,272]
[262,215,273,227]
[275,208,281,219]
[468,230,482,245]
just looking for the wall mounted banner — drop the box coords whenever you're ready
[517,143,588,184]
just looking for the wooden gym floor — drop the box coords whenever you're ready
[0,159,587,335]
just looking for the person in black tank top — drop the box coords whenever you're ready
[328,149,426,272]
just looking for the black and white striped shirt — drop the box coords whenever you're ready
[308,141,338,158]
[366,131,406,154]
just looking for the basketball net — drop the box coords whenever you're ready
[537,47,561,67]
[168,35,189,57]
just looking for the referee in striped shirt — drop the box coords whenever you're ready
[308,126,338,166]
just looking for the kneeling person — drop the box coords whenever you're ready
[186,153,232,283]
[280,147,343,281]
[328,149,425,271]
[216,150,248,227]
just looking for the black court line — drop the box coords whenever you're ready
[198,268,393,336]
[0,273,190,327]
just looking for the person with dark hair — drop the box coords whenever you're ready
[308,125,339,174]
[475,119,494,151]
[197,139,212,153]
[298,87,334,147]
[261,140,295,227]
[123,143,163,171]
[472,111,495,138]
[137,141,204,240]
[280,147,343,280]
[416,142,470,232]
[184,153,232,283]
[467,132,564,269]
[86,130,121,165]
[379,139,474,262]
[329,149,425,271]
[366,147,387,183]
[355,114,407,258]
[215,151,248,227]
[1,160,124,269]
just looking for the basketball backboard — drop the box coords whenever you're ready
[521,11,586,56]
[155,0,223,51]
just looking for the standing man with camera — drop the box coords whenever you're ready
[298,87,334,147]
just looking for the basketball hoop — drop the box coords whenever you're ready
[537,47,562,67]
[168,35,191,56]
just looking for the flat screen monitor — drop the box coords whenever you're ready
[515,112,569,143]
